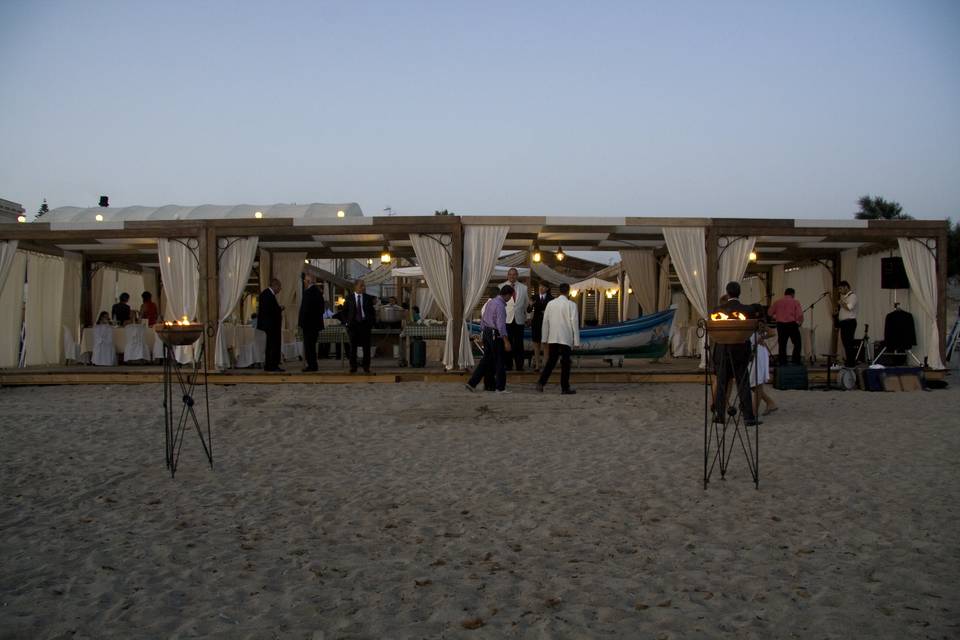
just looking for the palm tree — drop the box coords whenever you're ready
[855,195,912,220]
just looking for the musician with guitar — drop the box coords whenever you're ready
[834,280,859,366]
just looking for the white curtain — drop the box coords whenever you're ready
[61,254,83,351]
[215,237,259,369]
[0,240,18,292]
[663,227,708,366]
[142,267,159,302]
[23,253,65,366]
[459,225,509,367]
[0,250,26,368]
[840,248,858,291]
[272,252,306,333]
[897,238,945,369]
[416,286,437,319]
[740,275,766,306]
[620,249,656,316]
[718,236,756,293]
[783,263,834,358]
[657,256,672,312]
[157,238,200,363]
[410,233,455,368]
[91,267,115,319]
[532,261,578,285]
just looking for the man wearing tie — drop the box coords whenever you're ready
[343,279,377,373]
[529,282,553,371]
[257,278,284,372]
[299,274,325,372]
[501,267,529,372]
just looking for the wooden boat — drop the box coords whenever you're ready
[470,308,675,358]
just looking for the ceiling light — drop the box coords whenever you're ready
[17,214,27,223]
[366,258,373,267]
[555,246,565,262]
[532,248,542,263]
[337,210,345,218]
[95,213,104,222]
[749,250,758,262]
[380,245,392,264]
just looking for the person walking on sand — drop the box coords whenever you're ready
[536,282,580,395]
[529,281,553,371]
[466,285,513,394]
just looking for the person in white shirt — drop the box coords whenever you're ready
[835,280,858,366]
[501,268,529,372]
[536,282,580,394]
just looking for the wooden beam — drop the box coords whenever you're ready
[451,222,464,370]
[199,224,218,370]
[937,231,948,365]
[705,225,718,311]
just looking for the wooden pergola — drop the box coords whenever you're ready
[1,213,950,369]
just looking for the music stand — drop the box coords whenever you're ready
[701,318,760,490]
[802,291,831,366]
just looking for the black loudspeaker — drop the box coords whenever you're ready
[99,195,109,207]
[881,257,910,289]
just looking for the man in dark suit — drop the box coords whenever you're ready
[712,281,759,426]
[529,282,553,371]
[299,274,325,372]
[343,279,377,373]
[258,278,284,372]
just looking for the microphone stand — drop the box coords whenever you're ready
[802,291,831,367]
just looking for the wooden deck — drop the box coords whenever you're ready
[0,358,947,386]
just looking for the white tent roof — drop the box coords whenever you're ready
[43,202,363,223]
[570,276,618,291]
[392,265,529,278]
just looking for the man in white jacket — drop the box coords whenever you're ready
[536,282,580,394]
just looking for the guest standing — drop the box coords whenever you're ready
[343,279,377,373]
[536,283,580,395]
[501,268,528,372]
[529,282,553,371]
[466,285,513,393]
[299,274,325,372]
[139,291,159,326]
[768,288,803,365]
[835,280,858,366]
[711,281,759,426]
[258,278,284,372]
[112,293,132,326]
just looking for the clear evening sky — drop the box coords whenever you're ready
[1,1,958,221]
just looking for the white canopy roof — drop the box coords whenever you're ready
[43,202,363,223]
[392,265,529,279]
[570,276,619,291]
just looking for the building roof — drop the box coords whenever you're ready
[43,202,363,224]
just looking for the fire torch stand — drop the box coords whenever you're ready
[161,334,213,479]
[701,319,760,490]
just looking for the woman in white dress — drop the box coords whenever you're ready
[750,323,778,416]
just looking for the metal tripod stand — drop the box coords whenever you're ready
[161,338,213,478]
[701,320,760,490]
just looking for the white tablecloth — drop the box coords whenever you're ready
[80,325,164,362]
[221,323,299,368]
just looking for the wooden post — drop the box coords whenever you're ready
[705,223,718,312]
[830,252,842,359]
[198,224,219,370]
[451,222,464,370]
[936,231,948,364]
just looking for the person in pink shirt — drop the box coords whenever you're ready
[769,288,804,366]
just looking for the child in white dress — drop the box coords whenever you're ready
[750,324,778,416]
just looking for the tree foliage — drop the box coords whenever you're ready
[854,195,912,220]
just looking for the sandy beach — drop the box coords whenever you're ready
[1,381,958,639]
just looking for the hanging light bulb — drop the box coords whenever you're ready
[95,213,104,222]
[17,214,27,223]
[366,258,373,267]
[628,287,633,294]
[254,211,263,219]
[569,289,578,298]
[556,246,565,262]
[380,245,392,264]
[337,210,345,218]
[749,250,758,262]
[304,259,310,264]
[532,246,542,263]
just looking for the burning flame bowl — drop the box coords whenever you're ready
[156,323,204,346]
[707,315,758,344]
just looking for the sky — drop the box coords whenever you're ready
[1,0,958,222]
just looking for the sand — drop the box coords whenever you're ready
[1,381,958,639]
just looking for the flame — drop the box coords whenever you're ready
[710,311,747,321]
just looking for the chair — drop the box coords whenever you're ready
[63,326,81,364]
[91,325,117,366]
[123,324,150,363]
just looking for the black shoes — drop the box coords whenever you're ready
[561,388,577,395]
[535,384,544,393]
